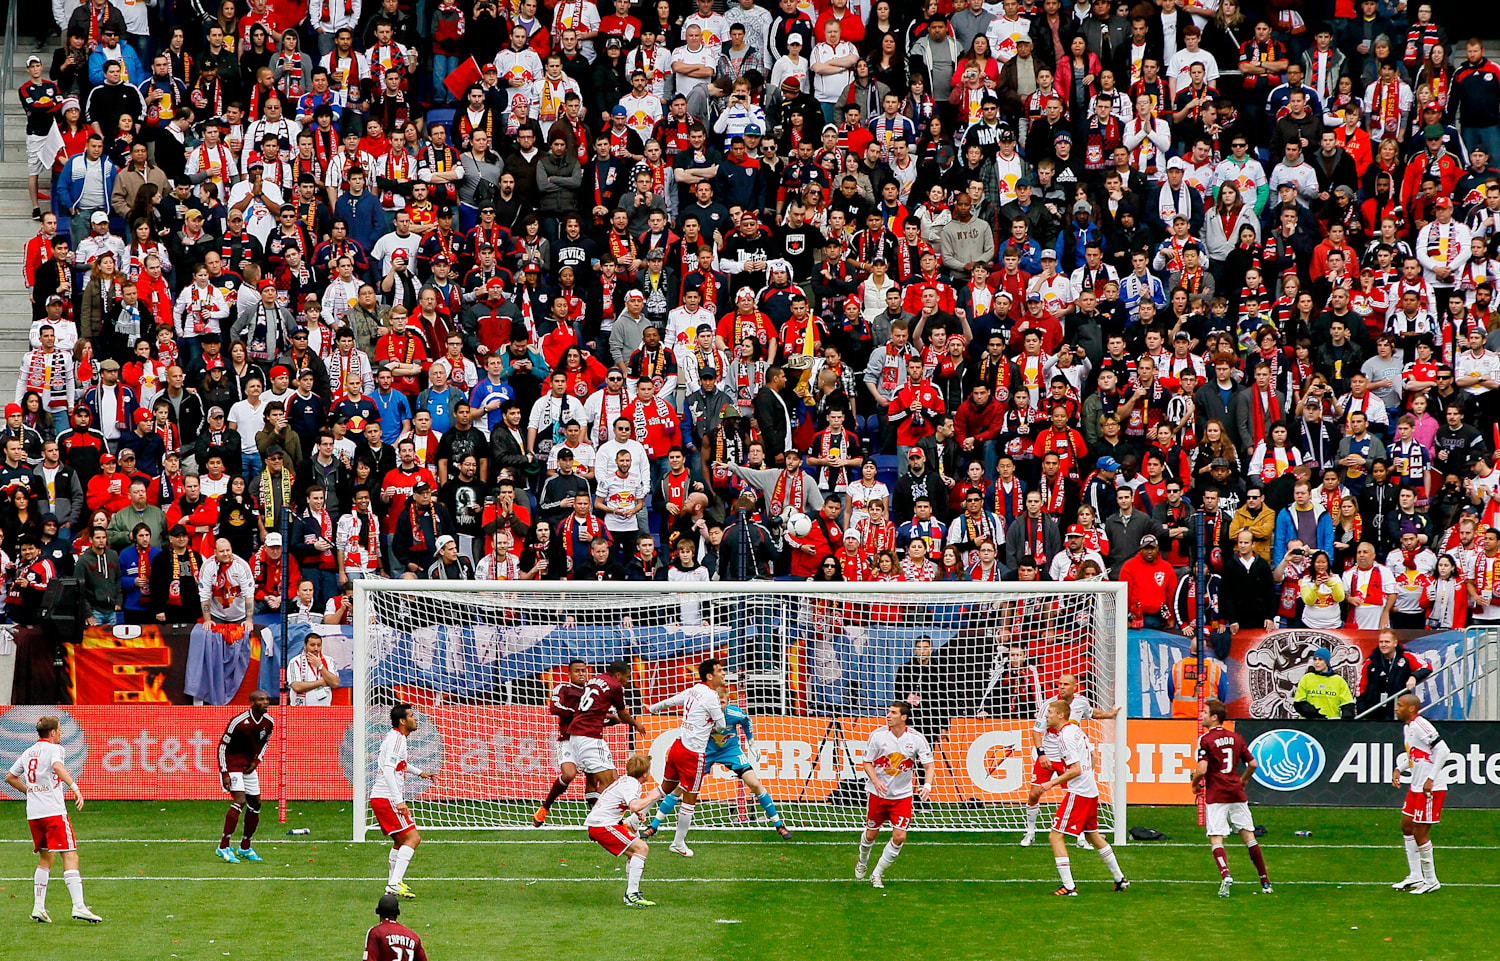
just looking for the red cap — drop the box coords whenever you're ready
[133,408,152,424]
[206,358,226,371]
[3,403,20,418]
[269,364,291,379]
[99,452,116,464]
[485,277,506,289]
[1435,195,1453,208]
[1067,524,1086,536]
[258,278,277,291]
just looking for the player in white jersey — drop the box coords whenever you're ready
[1393,692,1450,894]
[856,702,934,889]
[3,714,101,923]
[639,658,726,857]
[1035,699,1130,896]
[585,755,665,906]
[370,703,435,900]
[1021,673,1120,848]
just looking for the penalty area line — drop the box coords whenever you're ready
[0,875,1495,887]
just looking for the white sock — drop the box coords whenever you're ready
[673,803,695,849]
[858,836,876,866]
[389,848,399,874]
[1418,841,1436,881]
[875,840,902,874]
[1024,805,1040,832]
[1055,857,1074,889]
[1097,843,1124,882]
[626,853,646,895]
[62,869,84,910]
[1404,837,1421,877]
[388,845,414,887]
[33,867,48,911]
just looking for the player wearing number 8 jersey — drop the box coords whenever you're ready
[639,658,727,857]
[3,714,101,923]
[1036,699,1130,895]
[1190,699,1271,897]
[1393,692,1449,894]
[856,702,934,889]
[371,703,435,900]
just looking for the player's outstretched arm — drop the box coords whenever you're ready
[629,788,664,813]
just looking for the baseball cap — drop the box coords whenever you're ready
[412,480,432,493]
[207,406,226,418]
[744,123,763,136]
[168,524,189,537]
[26,55,41,67]
[90,211,108,224]
[611,105,627,116]
[264,532,283,547]
[1097,456,1119,472]
[1139,534,1159,547]
[435,534,456,551]
[1066,524,1086,537]
[99,452,116,465]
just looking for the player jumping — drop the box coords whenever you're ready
[639,658,728,857]
[372,703,435,899]
[857,702,934,889]
[535,659,592,826]
[216,689,274,864]
[1036,699,1129,895]
[568,660,648,799]
[647,688,793,839]
[1393,692,1448,894]
[586,755,666,907]
[1022,672,1120,848]
[1190,699,1271,897]
[4,715,101,923]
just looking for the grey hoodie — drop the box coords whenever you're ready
[536,150,583,213]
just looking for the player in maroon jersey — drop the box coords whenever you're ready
[215,690,274,864]
[534,658,590,826]
[568,660,647,796]
[363,894,427,961]
[1190,699,1271,897]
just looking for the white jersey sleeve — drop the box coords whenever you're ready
[371,729,411,803]
[1403,715,1450,792]
[583,775,643,827]
[1059,723,1099,798]
[9,742,68,819]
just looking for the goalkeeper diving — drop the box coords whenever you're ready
[644,687,794,841]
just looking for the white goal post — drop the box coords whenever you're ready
[352,580,1129,844]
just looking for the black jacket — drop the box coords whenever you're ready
[1220,552,1276,629]
[1357,645,1434,720]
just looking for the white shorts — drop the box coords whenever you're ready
[568,735,614,775]
[26,134,48,177]
[1206,801,1255,838]
[553,737,577,771]
[226,771,261,795]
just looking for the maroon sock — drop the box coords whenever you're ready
[1248,843,1269,884]
[543,777,570,809]
[240,801,260,849]
[220,804,242,848]
[1211,845,1230,879]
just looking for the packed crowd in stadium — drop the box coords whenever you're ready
[6,0,1499,661]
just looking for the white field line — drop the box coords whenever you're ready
[1,838,1496,851]
[0,875,1495,887]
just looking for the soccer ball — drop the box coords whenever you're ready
[787,512,813,538]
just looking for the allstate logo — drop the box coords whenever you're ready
[1248,729,1325,791]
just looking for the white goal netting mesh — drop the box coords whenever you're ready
[354,584,1123,835]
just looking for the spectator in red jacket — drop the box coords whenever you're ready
[954,383,1005,475]
[1119,533,1178,629]
[250,532,301,614]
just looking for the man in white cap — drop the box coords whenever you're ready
[610,289,652,369]
[426,534,476,579]
[1049,524,1107,581]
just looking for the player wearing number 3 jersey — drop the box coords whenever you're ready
[4,714,101,923]
[1035,699,1130,896]
[856,702,934,889]
[639,658,727,857]
[1190,699,1271,897]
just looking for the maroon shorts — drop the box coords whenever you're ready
[1403,789,1446,824]
[370,797,417,837]
[663,739,706,793]
[589,824,637,856]
[28,815,75,853]
[1052,793,1100,838]
[865,794,913,831]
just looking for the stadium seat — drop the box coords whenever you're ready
[425,107,456,132]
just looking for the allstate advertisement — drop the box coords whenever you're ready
[1127,628,1480,720]
[1237,720,1500,808]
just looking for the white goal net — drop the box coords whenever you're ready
[352,582,1127,841]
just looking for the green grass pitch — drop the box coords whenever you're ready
[1,802,1494,960]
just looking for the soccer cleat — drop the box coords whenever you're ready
[1077,835,1091,849]
[386,882,415,900]
[640,823,660,840]
[30,909,51,923]
[1218,877,1234,898]
[71,906,103,923]
[776,823,793,840]
[1114,878,1130,892]
[1053,885,1078,896]
[215,846,240,863]
[1392,875,1422,891]
[238,847,263,862]
[1019,831,1035,847]
[854,861,868,881]
[1409,880,1441,895]
[669,843,694,858]
[1260,883,1273,895]
[532,806,548,828]
[870,872,885,889]
[622,892,656,907]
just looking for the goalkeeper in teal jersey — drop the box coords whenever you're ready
[645,692,793,839]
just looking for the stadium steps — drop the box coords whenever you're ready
[0,42,49,398]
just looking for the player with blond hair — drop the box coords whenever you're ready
[1036,698,1130,895]
[4,715,101,923]
[585,754,665,906]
